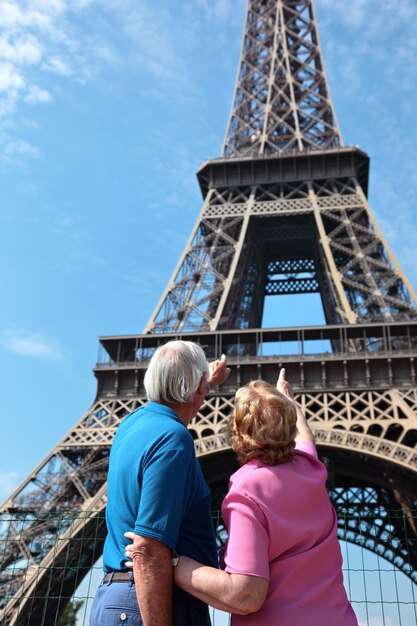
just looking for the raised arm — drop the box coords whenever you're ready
[208,354,231,389]
[276,368,315,446]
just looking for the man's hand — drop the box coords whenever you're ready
[208,354,231,388]
[276,367,294,400]
[122,531,173,625]
[124,531,135,568]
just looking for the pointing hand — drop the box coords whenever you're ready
[208,354,231,388]
[276,368,294,400]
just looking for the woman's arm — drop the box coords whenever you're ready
[277,367,315,445]
[174,556,268,615]
[124,533,268,615]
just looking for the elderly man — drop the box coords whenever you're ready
[90,340,230,626]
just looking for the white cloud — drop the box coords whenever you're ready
[0,2,54,33]
[25,84,52,103]
[0,471,19,503]
[0,33,42,65]
[42,55,72,75]
[2,330,64,360]
[28,0,66,14]
[0,0,241,164]
[1,136,41,164]
[0,2,71,161]
[0,62,25,92]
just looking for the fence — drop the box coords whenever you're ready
[1,509,416,626]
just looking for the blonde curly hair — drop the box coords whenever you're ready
[229,380,297,466]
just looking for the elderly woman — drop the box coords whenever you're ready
[126,369,358,625]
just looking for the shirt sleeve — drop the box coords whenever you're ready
[134,433,195,550]
[295,439,318,459]
[221,487,270,581]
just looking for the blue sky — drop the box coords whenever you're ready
[1,0,417,512]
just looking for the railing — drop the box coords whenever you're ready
[96,321,417,367]
[203,144,365,163]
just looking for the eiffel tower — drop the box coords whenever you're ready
[2,1,417,624]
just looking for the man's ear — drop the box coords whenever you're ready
[196,374,206,396]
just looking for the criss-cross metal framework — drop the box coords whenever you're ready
[146,150,417,333]
[223,0,341,155]
[1,1,417,624]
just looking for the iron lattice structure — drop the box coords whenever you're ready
[1,1,417,624]
[146,153,417,333]
[223,0,342,155]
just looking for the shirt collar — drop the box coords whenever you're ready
[145,401,183,425]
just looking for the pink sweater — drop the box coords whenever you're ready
[221,442,358,626]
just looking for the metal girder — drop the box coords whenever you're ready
[144,166,417,332]
[223,0,342,156]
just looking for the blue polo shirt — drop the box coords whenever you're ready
[103,402,218,571]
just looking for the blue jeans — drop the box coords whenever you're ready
[90,575,211,626]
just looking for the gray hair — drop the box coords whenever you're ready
[144,340,210,404]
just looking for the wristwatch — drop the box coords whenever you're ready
[172,552,180,567]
